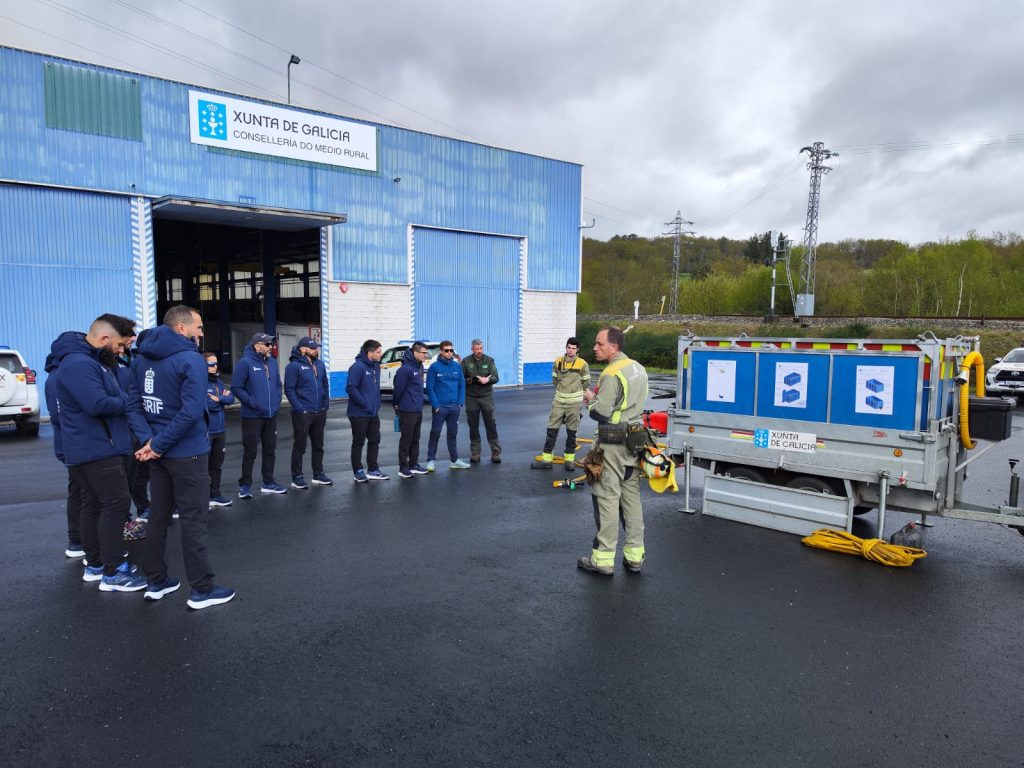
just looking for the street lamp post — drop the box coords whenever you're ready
[287,54,300,104]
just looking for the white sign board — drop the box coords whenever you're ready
[706,359,736,403]
[773,361,808,408]
[188,90,378,171]
[855,365,895,415]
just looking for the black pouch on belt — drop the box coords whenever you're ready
[625,424,654,453]
[597,423,628,444]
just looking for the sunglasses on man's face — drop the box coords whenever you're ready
[441,348,453,353]
[207,361,218,366]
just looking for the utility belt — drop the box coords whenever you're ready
[597,422,652,453]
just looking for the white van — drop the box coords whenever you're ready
[379,341,446,397]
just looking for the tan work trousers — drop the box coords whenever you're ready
[589,442,645,567]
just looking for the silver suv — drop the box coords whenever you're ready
[0,346,41,436]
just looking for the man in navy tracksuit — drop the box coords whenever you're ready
[44,332,85,559]
[53,314,151,592]
[231,332,286,497]
[116,337,151,530]
[284,336,331,489]
[425,340,470,471]
[346,339,387,482]
[392,342,430,478]
[204,351,234,507]
[134,305,234,609]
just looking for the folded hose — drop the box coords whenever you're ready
[801,528,927,567]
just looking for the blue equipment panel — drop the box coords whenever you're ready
[829,355,920,430]
[755,353,830,422]
[689,351,756,415]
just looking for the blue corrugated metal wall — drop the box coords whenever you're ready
[413,228,520,385]
[0,185,135,415]
[0,47,582,292]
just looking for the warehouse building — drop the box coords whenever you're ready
[0,46,583,413]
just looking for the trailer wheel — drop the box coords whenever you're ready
[786,475,839,495]
[852,505,874,516]
[720,465,767,484]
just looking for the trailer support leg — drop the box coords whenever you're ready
[678,447,696,514]
[877,471,890,540]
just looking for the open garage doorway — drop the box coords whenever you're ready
[151,198,343,374]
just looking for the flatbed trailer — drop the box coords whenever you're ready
[666,334,1024,538]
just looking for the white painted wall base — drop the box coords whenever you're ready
[522,291,577,384]
[326,281,412,374]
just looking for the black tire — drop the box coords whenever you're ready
[785,475,839,495]
[16,420,40,437]
[852,505,874,516]
[719,465,767,484]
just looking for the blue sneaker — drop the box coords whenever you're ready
[238,484,252,499]
[83,560,137,583]
[187,584,236,610]
[291,475,309,490]
[137,507,150,521]
[353,469,368,483]
[99,561,146,592]
[398,466,413,479]
[366,469,390,481]
[310,472,333,486]
[65,542,85,558]
[261,482,287,494]
[209,495,233,507]
[410,464,429,475]
[143,576,181,601]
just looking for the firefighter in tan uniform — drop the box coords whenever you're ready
[578,326,649,575]
[531,337,590,471]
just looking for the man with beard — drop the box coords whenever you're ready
[54,314,151,592]
[284,336,331,489]
[461,339,501,463]
[346,339,387,482]
[392,341,430,478]
[134,305,234,609]
[231,333,287,497]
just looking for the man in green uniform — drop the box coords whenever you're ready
[578,326,649,576]
[532,337,590,471]
[462,339,502,463]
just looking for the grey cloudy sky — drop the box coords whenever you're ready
[4,0,1023,244]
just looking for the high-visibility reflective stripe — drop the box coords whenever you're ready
[600,357,635,425]
[541,453,553,462]
[623,546,646,562]
[564,453,575,462]
[591,549,615,566]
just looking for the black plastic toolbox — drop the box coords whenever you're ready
[968,396,1015,441]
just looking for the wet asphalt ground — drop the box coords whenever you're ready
[2,381,1024,767]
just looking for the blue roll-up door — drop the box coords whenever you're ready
[0,184,135,416]
[412,227,521,385]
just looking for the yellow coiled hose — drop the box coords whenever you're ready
[801,529,927,567]
[958,351,986,449]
